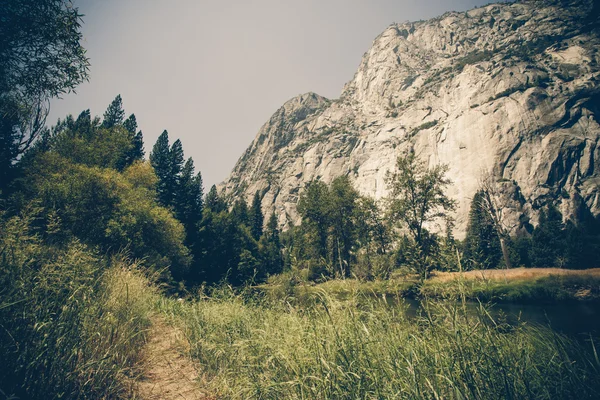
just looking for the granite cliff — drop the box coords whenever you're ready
[222,0,600,237]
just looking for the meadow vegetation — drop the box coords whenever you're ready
[157,288,600,399]
[0,211,156,399]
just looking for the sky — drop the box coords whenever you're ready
[49,0,498,188]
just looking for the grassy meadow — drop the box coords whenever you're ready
[157,286,600,399]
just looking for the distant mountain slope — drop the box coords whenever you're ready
[221,0,600,237]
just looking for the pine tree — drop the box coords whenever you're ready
[131,131,145,161]
[169,139,184,178]
[175,158,204,239]
[259,212,284,276]
[205,185,227,213]
[249,191,264,241]
[565,197,600,269]
[123,114,137,134]
[149,130,172,206]
[463,190,502,269]
[531,205,565,268]
[102,95,125,128]
[232,198,250,226]
[74,109,93,137]
[116,114,144,169]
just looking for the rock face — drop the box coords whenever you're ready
[221,0,600,238]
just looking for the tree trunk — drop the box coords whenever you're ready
[499,236,512,270]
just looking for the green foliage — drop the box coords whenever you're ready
[123,113,138,134]
[205,184,227,213]
[564,197,600,269]
[463,190,503,269]
[355,196,390,255]
[259,212,284,276]
[0,211,155,399]
[102,94,125,128]
[197,209,255,284]
[410,119,438,136]
[249,191,264,240]
[297,180,331,263]
[150,130,177,207]
[386,150,456,280]
[122,114,145,165]
[0,0,89,100]
[531,205,565,268]
[0,0,89,191]
[47,114,138,170]
[454,49,494,72]
[232,197,250,226]
[175,158,204,246]
[296,177,362,279]
[22,152,190,279]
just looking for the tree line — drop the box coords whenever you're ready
[286,152,600,282]
[2,95,286,288]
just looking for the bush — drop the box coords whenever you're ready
[21,153,191,279]
[0,212,156,399]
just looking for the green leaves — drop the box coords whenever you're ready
[386,151,455,279]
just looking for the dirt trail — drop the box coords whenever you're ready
[135,316,209,400]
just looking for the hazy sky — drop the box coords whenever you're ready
[49,0,498,188]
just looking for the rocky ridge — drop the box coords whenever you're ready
[222,0,600,237]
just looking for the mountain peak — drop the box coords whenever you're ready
[222,0,600,237]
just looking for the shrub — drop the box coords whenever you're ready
[0,212,156,399]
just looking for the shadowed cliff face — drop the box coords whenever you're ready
[222,0,600,238]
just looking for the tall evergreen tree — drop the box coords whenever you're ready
[169,139,184,178]
[232,198,250,226]
[130,131,145,161]
[531,205,565,268]
[565,197,600,269]
[205,185,227,213]
[259,211,284,276]
[123,114,144,162]
[102,95,125,128]
[123,114,137,134]
[175,158,204,240]
[463,190,502,269]
[149,130,172,206]
[249,191,264,240]
[74,109,93,137]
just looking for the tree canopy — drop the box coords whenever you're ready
[0,0,89,191]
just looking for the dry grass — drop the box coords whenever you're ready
[430,268,600,283]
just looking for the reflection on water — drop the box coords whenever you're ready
[400,298,600,338]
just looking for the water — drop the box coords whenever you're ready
[401,298,600,339]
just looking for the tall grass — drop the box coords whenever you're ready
[159,287,600,399]
[0,212,156,399]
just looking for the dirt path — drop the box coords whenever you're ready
[134,316,209,400]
